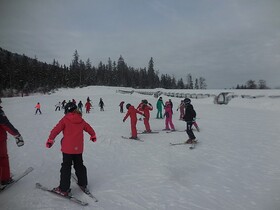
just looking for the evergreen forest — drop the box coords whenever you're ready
[0,48,207,97]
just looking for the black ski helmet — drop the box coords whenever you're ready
[64,102,77,114]
[126,103,131,109]
[184,98,191,104]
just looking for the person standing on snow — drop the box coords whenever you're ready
[35,102,42,114]
[55,102,61,111]
[163,101,175,131]
[123,103,144,139]
[156,97,164,119]
[99,98,104,111]
[183,98,197,143]
[0,104,24,185]
[137,100,153,133]
[78,101,83,113]
[61,100,66,109]
[119,101,125,113]
[45,102,97,196]
[85,100,92,113]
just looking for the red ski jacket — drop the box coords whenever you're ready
[123,105,143,123]
[48,112,96,154]
[138,104,153,119]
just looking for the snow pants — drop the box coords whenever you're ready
[165,116,175,130]
[143,117,151,132]
[59,153,87,191]
[35,109,42,114]
[156,109,163,118]
[186,121,196,140]
[0,139,11,183]
[130,119,138,138]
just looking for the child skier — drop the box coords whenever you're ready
[55,102,61,111]
[78,101,83,113]
[35,102,42,114]
[0,104,24,185]
[45,102,97,196]
[137,100,153,133]
[183,98,197,143]
[119,101,125,113]
[99,98,104,111]
[163,101,175,131]
[123,104,144,139]
[85,101,92,113]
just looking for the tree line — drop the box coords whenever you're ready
[0,48,207,97]
[235,79,269,89]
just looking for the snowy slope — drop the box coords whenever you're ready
[1,86,280,210]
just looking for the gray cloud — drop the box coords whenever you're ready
[1,0,280,88]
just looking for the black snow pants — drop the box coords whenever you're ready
[186,121,196,140]
[59,153,87,191]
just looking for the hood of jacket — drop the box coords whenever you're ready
[64,112,83,124]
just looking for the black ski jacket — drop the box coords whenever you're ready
[183,104,196,122]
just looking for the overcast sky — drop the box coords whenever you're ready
[1,0,280,88]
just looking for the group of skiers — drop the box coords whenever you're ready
[122,96,198,144]
[0,95,198,197]
[39,97,106,115]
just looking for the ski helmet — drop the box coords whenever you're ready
[64,102,77,114]
[126,103,131,109]
[184,98,191,104]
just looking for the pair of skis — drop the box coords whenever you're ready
[121,136,144,142]
[121,131,160,142]
[36,173,98,206]
[170,140,198,149]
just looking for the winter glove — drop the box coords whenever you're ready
[123,119,125,122]
[165,112,169,118]
[15,135,24,147]
[142,114,146,118]
[46,138,54,148]
[90,135,97,142]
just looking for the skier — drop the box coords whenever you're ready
[119,101,125,113]
[177,100,185,120]
[123,104,144,139]
[78,101,83,113]
[85,101,92,113]
[0,104,24,185]
[98,98,104,111]
[55,102,61,111]
[137,100,153,133]
[61,100,66,109]
[35,102,42,114]
[45,102,97,196]
[163,101,175,131]
[156,97,164,119]
[183,98,197,143]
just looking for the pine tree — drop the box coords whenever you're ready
[186,73,193,89]
[147,57,155,88]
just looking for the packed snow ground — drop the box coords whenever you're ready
[1,86,280,210]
